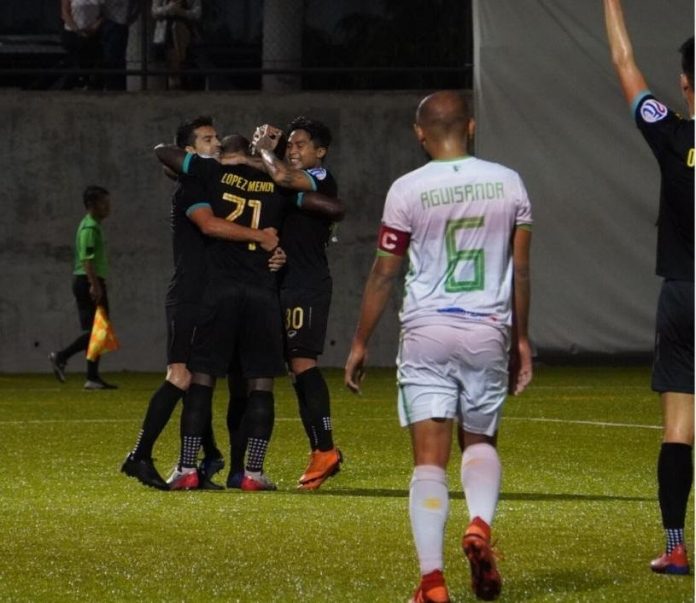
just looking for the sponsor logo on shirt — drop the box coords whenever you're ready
[307,167,327,180]
[640,99,669,123]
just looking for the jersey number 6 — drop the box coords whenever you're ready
[444,217,484,292]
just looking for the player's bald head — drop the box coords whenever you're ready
[221,133,250,156]
[415,91,472,138]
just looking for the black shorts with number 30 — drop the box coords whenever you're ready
[651,279,694,394]
[280,286,332,359]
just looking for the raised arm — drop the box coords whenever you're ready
[249,124,316,191]
[154,143,187,173]
[345,253,404,393]
[259,148,316,191]
[603,0,649,105]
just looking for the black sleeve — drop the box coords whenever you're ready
[184,154,220,184]
[178,175,211,215]
[634,93,681,162]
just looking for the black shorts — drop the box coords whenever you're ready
[165,303,199,365]
[280,286,332,359]
[188,280,285,379]
[652,279,694,394]
[72,275,109,331]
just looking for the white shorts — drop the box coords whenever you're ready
[396,322,509,436]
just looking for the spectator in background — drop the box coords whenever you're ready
[101,0,140,90]
[60,0,103,89]
[152,0,202,90]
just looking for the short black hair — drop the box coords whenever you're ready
[680,36,694,90]
[286,116,332,150]
[83,185,109,209]
[176,115,214,149]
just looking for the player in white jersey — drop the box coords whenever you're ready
[345,91,532,603]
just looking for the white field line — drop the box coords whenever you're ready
[503,416,661,430]
[0,416,661,429]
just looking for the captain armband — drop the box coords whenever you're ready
[377,224,410,257]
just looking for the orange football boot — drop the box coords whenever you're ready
[462,516,501,601]
[409,569,450,603]
[298,447,343,489]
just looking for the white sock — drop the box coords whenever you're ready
[409,465,449,575]
[461,443,501,525]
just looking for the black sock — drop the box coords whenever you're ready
[296,367,333,451]
[201,419,222,460]
[657,442,693,530]
[87,359,100,381]
[131,380,185,460]
[294,380,318,449]
[179,383,212,468]
[243,390,274,473]
[59,331,90,362]
[226,379,248,475]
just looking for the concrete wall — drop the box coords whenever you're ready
[0,91,425,373]
[0,86,662,374]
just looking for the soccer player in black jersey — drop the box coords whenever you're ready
[121,117,280,490]
[604,0,694,575]
[255,118,346,489]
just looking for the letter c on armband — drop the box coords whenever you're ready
[377,224,410,256]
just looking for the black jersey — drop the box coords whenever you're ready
[165,174,210,305]
[184,153,291,290]
[279,167,338,290]
[634,93,694,281]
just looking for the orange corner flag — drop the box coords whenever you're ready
[86,305,120,361]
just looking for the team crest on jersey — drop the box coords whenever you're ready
[307,167,327,180]
[640,99,668,123]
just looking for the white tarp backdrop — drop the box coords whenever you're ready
[473,0,694,354]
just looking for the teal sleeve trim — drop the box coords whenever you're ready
[185,202,211,216]
[182,152,194,174]
[304,171,318,191]
[296,192,304,208]
[630,90,651,117]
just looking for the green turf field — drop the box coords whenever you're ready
[0,365,693,602]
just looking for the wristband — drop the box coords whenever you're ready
[296,192,304,208]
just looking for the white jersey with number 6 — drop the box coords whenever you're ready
[382,156,532,330]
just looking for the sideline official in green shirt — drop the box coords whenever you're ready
[49,185,118,390]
